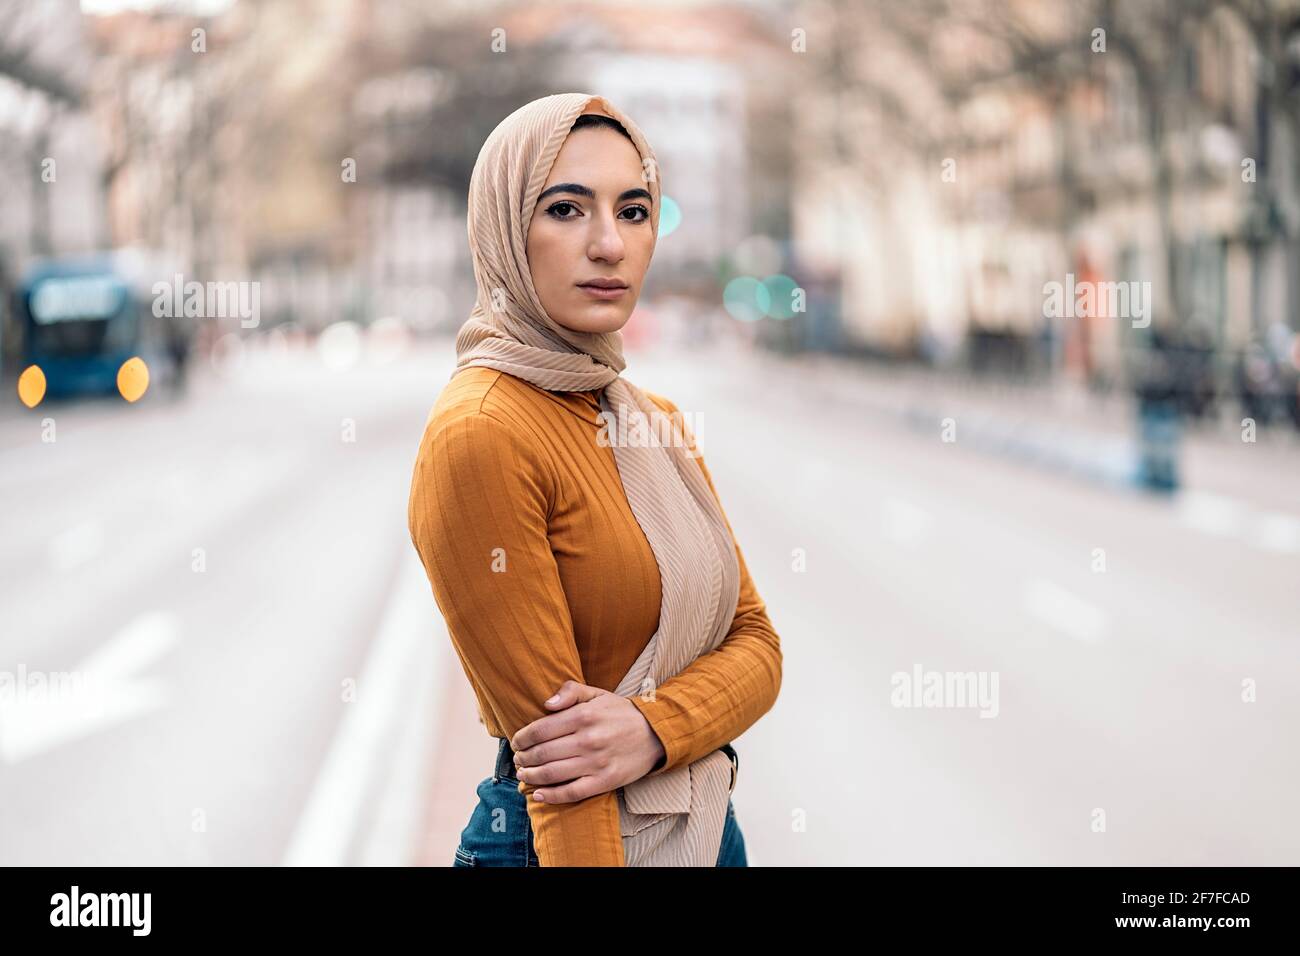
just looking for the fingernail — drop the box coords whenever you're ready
[533,792,544,802]
[546,694,560,704]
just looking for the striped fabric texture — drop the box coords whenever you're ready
[449,93,742,865]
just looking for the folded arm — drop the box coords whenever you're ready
[408,407,625,867]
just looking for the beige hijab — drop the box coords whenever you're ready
[453,92,742,866]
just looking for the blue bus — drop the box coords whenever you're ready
[16,252,191,399]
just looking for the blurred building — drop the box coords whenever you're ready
[87,0,372,335]
[792,0,1300,394]
[0,0,109,374]
[349,0,789,331]
[352,66,465,334]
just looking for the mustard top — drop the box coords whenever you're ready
[407,365,782,866]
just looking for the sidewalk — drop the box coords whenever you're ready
[412,642,491,867]
[735,346,1299,520]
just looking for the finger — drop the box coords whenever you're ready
[516,755,588,786]
[532,776,598,805]
[513,684,585,748]
[511,710,583,752]
[544,680,577,707]
[545,679,605,709]
[552,680,609,707]
[569,683,605,703]
[514,732,583,769]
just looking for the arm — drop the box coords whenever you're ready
[628,393,784,776]
[408,408,625,867]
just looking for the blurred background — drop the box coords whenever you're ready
[1,0,1297,866]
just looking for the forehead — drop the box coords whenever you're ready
[546,127,645,184]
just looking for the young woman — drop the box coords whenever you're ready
[407,93,782,867]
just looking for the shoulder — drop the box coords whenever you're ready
[425,366,506,424]
[415,367,555,480]
[427,365,567,428]
[423,367,532,439]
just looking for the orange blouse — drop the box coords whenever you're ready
[407,365,782,866]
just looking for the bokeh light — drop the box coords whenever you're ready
[318,320,364,370]
[723,276,770,323]
[762,274,800,320]
[116,356,149,402]
[657,194,682,239]
[17,365,46,408]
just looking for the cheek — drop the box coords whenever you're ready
[526,227,567,294]
[629,233,655,282]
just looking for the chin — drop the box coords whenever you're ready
[557,307,633,335]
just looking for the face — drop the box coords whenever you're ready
[525,121,655,334]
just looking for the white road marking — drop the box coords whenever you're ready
[0,610,177,764]
[48,522,105,572]
[1023,578,1107,643]
[1176,491,1300,556]
[1177,491,1246,538]
[280,555,446,866]
[356,642,437,866]
[1251,512,1300,555]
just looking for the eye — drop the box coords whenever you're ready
[620,204,650,223]
[545,201,580,220]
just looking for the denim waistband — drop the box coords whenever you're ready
[494,736,518,783]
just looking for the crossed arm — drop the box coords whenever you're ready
[407,395,782,867]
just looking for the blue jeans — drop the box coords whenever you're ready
[453,740,748,867]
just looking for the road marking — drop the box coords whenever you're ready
[356,647,437,866]
[48,522,105,572]
[1176,491,1300,556]
[1177,491,1245,537]
[1251,511,1300,554]
[0,610,176,764]
[1023,578,1107,643]
[281,555,446,866]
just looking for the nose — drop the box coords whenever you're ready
[586,208,625,263]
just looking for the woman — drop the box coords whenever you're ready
[407,93,782,867]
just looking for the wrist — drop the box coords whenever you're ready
[633,703,667,772]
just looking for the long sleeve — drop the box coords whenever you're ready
[629,393,784,777]
[408,408,625,867]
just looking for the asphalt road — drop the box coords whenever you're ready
[2,335,1296,865]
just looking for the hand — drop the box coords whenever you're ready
[509,680,666,804]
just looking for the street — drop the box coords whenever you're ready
[1,336,1297,865]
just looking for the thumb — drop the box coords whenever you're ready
[545,681,599,708]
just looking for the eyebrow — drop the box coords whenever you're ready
[537,182,653,204]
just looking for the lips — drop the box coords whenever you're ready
[577,278,628,289]
[578,285,627,301]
